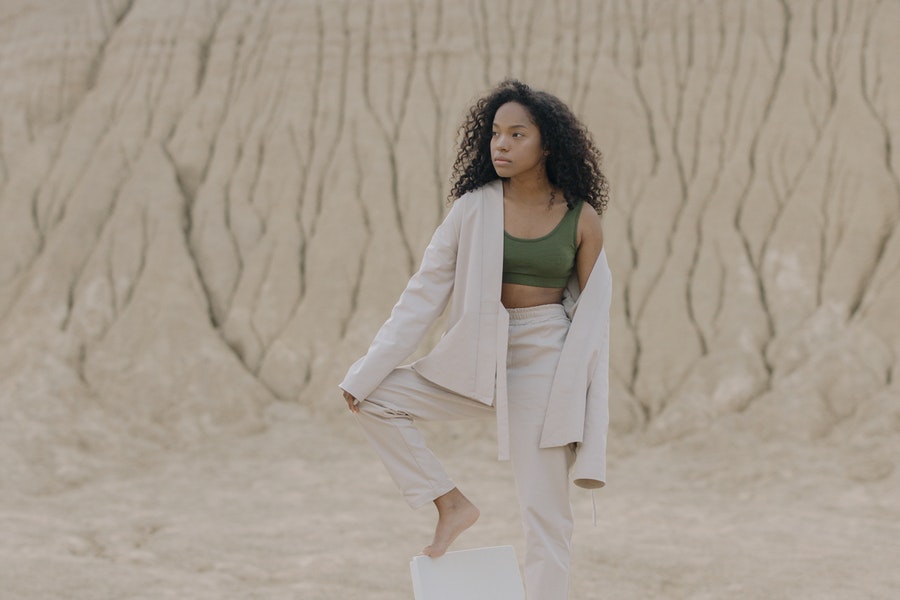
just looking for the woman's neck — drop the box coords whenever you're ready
[503,175,555,207]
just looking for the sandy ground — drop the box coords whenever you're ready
[3,402,897,599]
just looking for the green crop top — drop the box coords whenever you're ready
[503,200,583,288]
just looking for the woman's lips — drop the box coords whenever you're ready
[493,157,511,165]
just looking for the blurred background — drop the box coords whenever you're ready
[1,1,898,598]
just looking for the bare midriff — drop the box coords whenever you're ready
[501,282,565,309]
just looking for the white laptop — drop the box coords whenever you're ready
[410,545,525,600]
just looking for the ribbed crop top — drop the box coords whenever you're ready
[503,200,583,288]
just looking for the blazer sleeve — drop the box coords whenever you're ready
[339,201,462,402]
[571,319,610,489]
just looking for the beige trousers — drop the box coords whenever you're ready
[354,304,574,600]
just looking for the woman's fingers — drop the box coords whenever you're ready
[343,390,359,413]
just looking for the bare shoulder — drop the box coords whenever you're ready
[577,202,604,249]
[575,203,604,289]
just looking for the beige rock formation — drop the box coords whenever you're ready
[1,0,898,597]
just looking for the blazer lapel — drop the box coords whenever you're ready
[481,179,504,303]
[482,179,511,458]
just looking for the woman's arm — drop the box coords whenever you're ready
[576,204,604,292]
[339,201,462,403]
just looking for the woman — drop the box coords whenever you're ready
[339,79,611,599]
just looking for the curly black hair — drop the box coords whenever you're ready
[449,79,609,214]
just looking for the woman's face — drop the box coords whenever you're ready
[490,101,546,179]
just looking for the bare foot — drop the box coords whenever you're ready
[422,488,479,558]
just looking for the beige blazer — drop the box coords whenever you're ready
[340,179,612,489]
